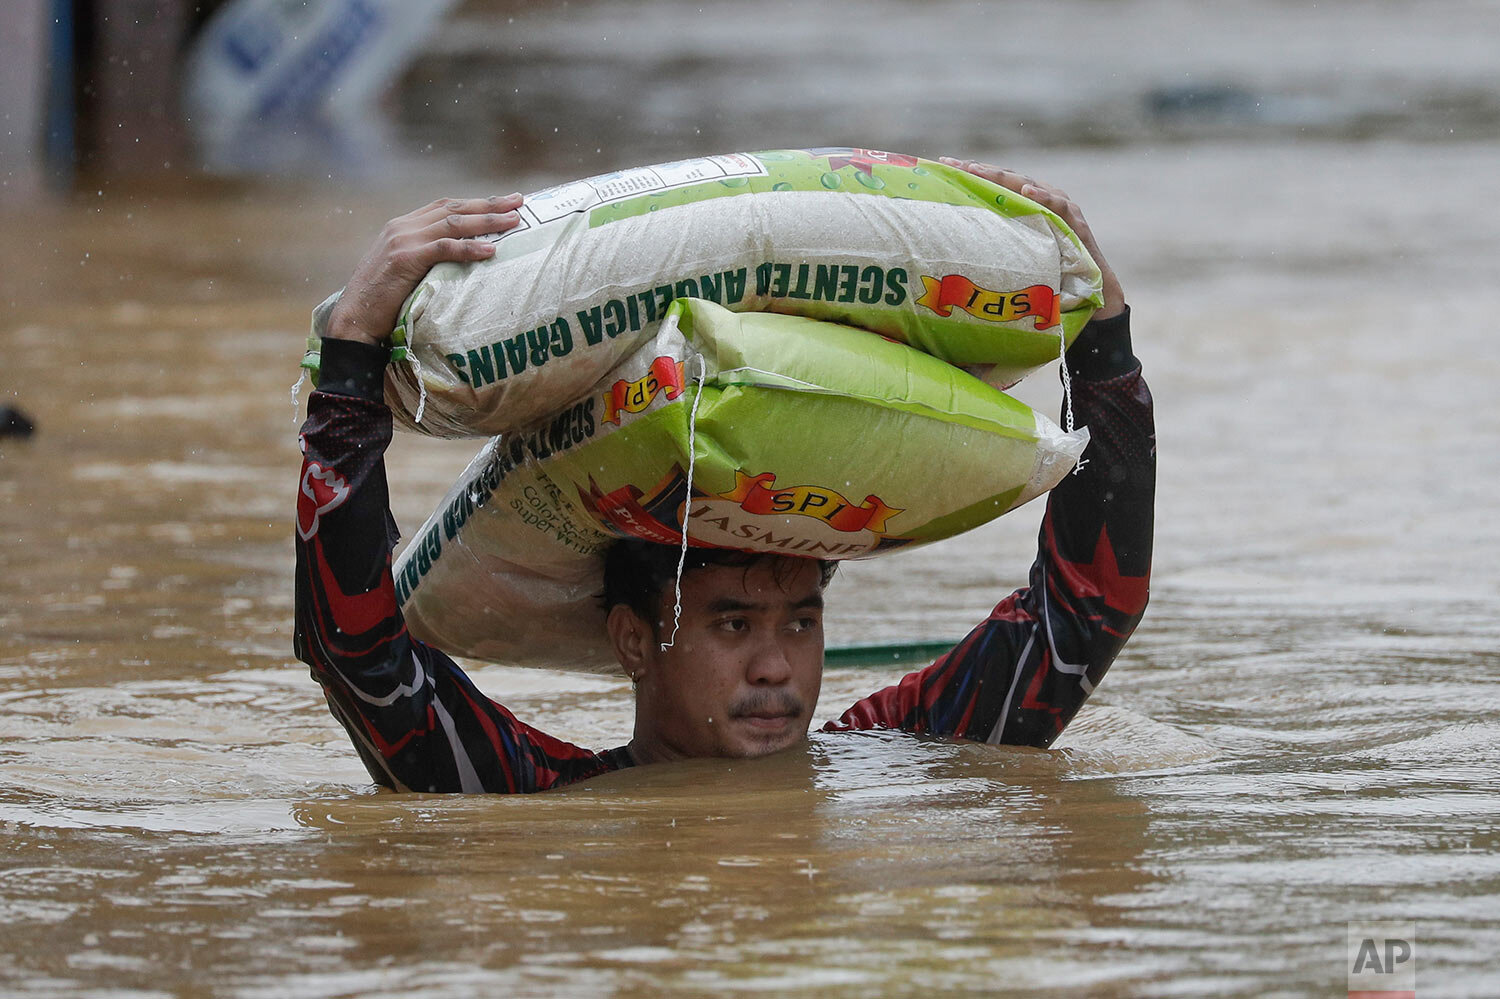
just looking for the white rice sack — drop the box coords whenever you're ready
[304,148,1102,438]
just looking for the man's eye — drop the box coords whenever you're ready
[790,616,821,633]
[718,618,749,633]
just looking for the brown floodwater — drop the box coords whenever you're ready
[3,1,1500,995]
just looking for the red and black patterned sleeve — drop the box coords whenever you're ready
[293,337,633,793]
[824,308,1155,747]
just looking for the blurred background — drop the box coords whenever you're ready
[8,0,1500,187]
[5,0,1497,661]
[2,2,1499,996]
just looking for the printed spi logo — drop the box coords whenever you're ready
[914,275,1061,330]
[602,356,685,426]
[715,471,903,534]
[576,466,911,558]
[819,148,920,176]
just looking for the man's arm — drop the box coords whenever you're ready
[824,310,1153,746]
[824,164,1155,747]
[293,197,633,792]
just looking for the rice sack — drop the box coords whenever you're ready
[303,147,1103,438]
[394,298,1087,671]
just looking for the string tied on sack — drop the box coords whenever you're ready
[290,367,308,423]
[1057,324,1086,474]
[659,354,710,652]
[400,347,430,425]
[391,288,431,426]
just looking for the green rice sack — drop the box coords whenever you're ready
[303,148,1103,438]
[393,298,1087,671]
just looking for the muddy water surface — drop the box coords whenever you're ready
[3,1,1500,995]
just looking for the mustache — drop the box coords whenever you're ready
[728,689,805,719]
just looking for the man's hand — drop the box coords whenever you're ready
[938,159,1125,321]
[326,193,526,346]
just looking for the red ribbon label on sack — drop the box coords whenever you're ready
[603,356,686,425]
[915,274,1060,330]
[577,466,915,558]
[820,148,921,175]
[718,471,903,534]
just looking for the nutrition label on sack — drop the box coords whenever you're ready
[504,153,767,231]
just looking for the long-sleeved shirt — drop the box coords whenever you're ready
[293,310,1154,792]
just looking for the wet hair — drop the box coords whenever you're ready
[601,539,838,631]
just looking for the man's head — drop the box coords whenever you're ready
[602,541,837,763]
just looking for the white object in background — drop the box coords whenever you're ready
[183,0,459,174]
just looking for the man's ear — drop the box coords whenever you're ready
[607,604,653,682]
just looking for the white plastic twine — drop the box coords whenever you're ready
[1058,326,1075,433]
[290,368,308,423]
[406,351,429,425]
[659,355,710,652]
[395,288,433,427]
[1058,326,1087,475]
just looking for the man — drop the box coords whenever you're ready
[294,160,1155,793]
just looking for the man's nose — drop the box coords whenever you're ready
[745,635,794,684]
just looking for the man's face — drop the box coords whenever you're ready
[621,557,826,761]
